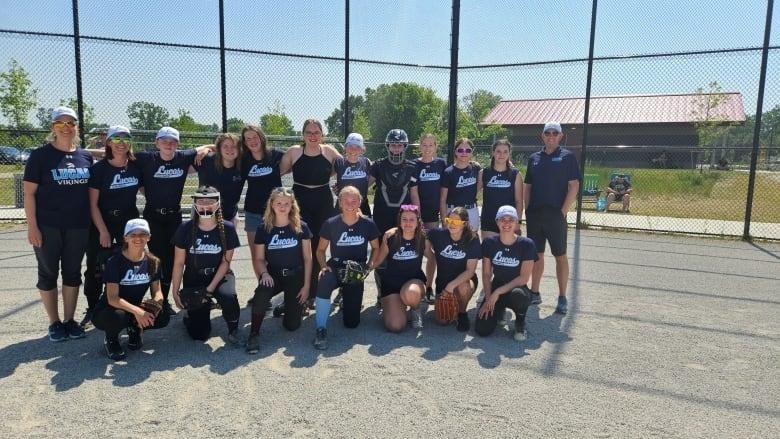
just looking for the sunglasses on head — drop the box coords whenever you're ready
[400,204,419,212]
[455,147,473,154]
[273,187,293,195]
[53,120,77,128]
[109,137,131,145]
[444,217,466,226]
[543,131,560,136]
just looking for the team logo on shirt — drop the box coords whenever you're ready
[336,232,365,246]
[268,234,299,250]
[189,238,222,254]
[440,244,466,260]
[419,168,440,182]
[51,166,90,185]
[109,173,139,189]
[392,245,419,261]
[485,175,511,188]
[341,167,367,180]
[455,175,477,188]
[248,164,273,177]
[154,166,184,179]
[120,269,150,286]
[492,250,520,267]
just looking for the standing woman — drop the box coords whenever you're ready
[425,206,481,331]
[332,132,372,216]
[240,125,283,279]
[82,125,141,327]
[440,138,482,232]
[475,206,536,341]
[414,133,447,302]
[479,139,523,240]
[247,187,312,354]
[195,133,244,225]
[170,186,242,344]
[23,106,92,342]
[372,205,428,332]
[92,219,169,361]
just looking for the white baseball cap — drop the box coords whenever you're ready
[155,126,180,141]
[495,205,518,220]
[344,132,364,148]
[107,125,131,138]
[52,106,78,121]
[124,218,150,236]
[542,122,562,134]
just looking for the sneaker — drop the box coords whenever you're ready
[513,318,527,341]
[127,326,143,351]
[163,301,177,316]
[79,307,94,328]
[313,327,328,350]
[456,312,470,332]
[424,286,435,304]
[226,329,245,347]
[48,321,67,342]
[410,308,423,329]
[63,319,86,339]
[246,333,260,354]
[273,304,285,317]
[555,296,568,315]
[496,309,510,326]
[104,336,126,361]
[530,292,542,305]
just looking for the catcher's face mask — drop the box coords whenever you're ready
[193,194,220,219]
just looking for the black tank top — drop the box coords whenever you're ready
[292,149,332,186]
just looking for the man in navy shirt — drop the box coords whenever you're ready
[523,122,580,315]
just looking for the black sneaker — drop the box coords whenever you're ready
[63,319,86,339]
[555,296,568,315]
[273,304,285,317]
[313,327,328,350]
[163,301,177,316]
[127,326,143,350]
[79,307,94,328]
[424,286,435,304]
[246,333,260,354]
[104,336,126,361]
[456,312,470,332]
[530,292,542,305]
[48,321,67,342]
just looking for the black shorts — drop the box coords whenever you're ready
[525,206,567,256]
[379,270,426,298]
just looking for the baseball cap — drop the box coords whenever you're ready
[495,205,518,220]
[124,218,150,236]
[344,132,364,148]
[542,122,562,134]
[52,106,78,122]
[155,126,180,141]
[107,125,131,138]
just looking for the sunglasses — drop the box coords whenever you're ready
[455,147,473,154]
[400,204,419,212]
[273,187,293,195]
[53,120,77,128]
[543,131,560,136]
[109,137,131,145]
[444,217,466,226]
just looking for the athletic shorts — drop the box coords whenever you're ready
[525,206,568,256]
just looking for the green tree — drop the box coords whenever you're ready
[692,81,737,164]
[36,98,97,129]
[127,101,170,130]
[260,101,294,136]
[325,95,366,136]
[0,59,37,128]
[227,117,246,133]
[363,82,445,145]
[168,109,203,132]
[462,90,502,125]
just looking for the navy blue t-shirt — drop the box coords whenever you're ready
[524,147,581,211]
[481,235,537,287]
[334,156,371,199]
[195,154,245,219]
[23,143,93,228]
[88,159,142,213]
[427,227,481,288]
[442,163,480,206]
[102,252,160,305]
[254,220,313,270]
[135,149,197,210]
[414,157,446,215]
[384,231,424,279]
[242,149,283,214]
[319,214,380,263]
[173,220,241,284]
[481,166,519,220]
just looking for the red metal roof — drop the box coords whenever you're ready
[483,92,746,125]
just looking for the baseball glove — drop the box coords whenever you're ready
[178,287,212,311]
[435,291,459,323]
[336,260,370,285]
[139,298,163,317]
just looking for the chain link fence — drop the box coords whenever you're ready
[0,0,778,240]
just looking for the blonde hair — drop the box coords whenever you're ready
[263,187,302,234]
[337,185,365,216]
[46,124,81,147]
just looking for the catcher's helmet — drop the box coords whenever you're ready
[192,185,221,219]
[385,129,409,165]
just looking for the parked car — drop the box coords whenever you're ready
[0,146,29,164]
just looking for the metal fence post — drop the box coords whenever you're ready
[446,0,460,164]
[71,0,85,144]
[576,0,599,229]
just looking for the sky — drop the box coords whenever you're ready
[0,0,777,133]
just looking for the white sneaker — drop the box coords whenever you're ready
[513,319,527,341]
[497,309,510,326]
[410,308,423,329]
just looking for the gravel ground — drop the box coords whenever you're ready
[0,224,778,438]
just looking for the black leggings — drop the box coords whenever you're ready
[84,213,137,308]
[92,302,170,339]
[182,272,240,341]
[33,226,88,291]
[144,209,182,299]
[474,283,532,337]
[293,184,335,297]
[316,270,364,329]
[251,272,304,332]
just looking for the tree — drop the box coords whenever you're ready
[691,81,735,164]
[168,109,209,132]
[363,82,445,144]
[227,117,246,133]
[325,95,366,136]
[0,59,37,129]
[260,101,294,136]
[462,90,502,125]
[36,98,97,129]
[127,101,170,130]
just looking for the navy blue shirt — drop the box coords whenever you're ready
[384,232,424,279]
[195,154,245,219]
[135,149,197,210]
[524,147,581,211]
[481,235,537,286]
[334,156,371,199]
[242,149,283,214]
[442,163,480,207]
[426,227,481,288]
[23,143,93,228]
[320,214,380,263]
[102,252,160,305]
[414,157,446,216]
[88,159,142,213]
[254,220,312,270]
[481,166,519,220]
[173,220,241,284]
